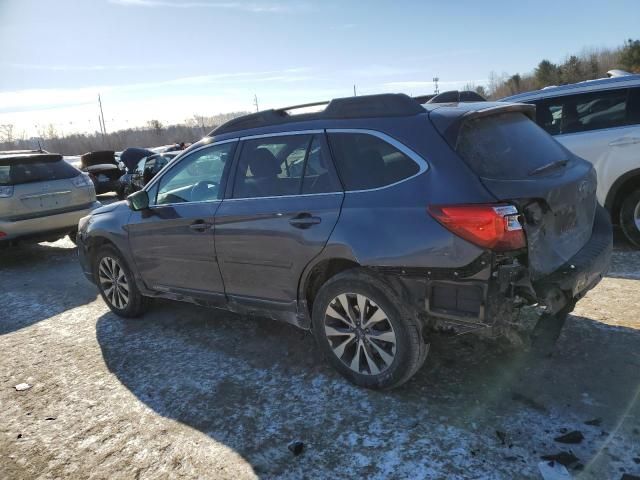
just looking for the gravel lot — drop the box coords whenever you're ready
[2,206,640,479]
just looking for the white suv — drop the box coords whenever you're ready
[502,74,640,246]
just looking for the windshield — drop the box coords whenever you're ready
[456,112,569,179]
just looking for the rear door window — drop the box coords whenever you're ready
[327,132,420,190]
[232,135,311,199]
[0,158,79,186]
[301,136,342,194]
[456,112,568,179]
[534,89,630,135]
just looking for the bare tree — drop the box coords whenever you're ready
[0,124,14,144]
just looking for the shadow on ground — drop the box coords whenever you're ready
[0,240,99,334]
[96,298,640,479]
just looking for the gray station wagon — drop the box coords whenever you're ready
[77,93,612,389]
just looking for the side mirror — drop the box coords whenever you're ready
[127,190,149,211]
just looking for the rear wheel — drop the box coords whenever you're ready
[619,189,640,248]
[312,269,428,389]
[93,246,148,317]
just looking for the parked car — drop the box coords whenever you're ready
[149,143,187,154]
[116,148,155,199]
[80,150,123,194]
[501,73,640,246]
[119,152,179,198]
[76,93,611,389]
[0,150,100,244]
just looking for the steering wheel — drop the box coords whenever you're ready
[190,180,218,201]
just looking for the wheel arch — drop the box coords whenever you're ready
[605,168,640,221]
[299,256,361,320]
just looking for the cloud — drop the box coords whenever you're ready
[5,63,174,72]
[108,0,304,13]
[330,23,357,30]
[0,67,313,114]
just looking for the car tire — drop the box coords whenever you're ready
[619,189,640,248]
[93,245,148,318]
[311,269,428,390]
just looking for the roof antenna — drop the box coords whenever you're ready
[37,140,43,152]
[353,84,357,96]
[253,94,259,112]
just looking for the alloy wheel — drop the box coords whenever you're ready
[98,256,130,310]
[323,293,397,375]
[634,199,640,232]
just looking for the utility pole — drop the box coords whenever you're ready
[253,94,259,112]
[98,94,107,135]
[353,84,357,96]
[432,77,440,95]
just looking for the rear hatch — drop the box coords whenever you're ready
[0,154,94,220]
[430,104,597,279]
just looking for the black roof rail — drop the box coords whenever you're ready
[209,93,427,136]
[426,90,486,103]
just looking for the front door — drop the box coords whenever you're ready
[215,132,344,306]
[127,141,237,301]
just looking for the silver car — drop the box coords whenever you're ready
[0,151,101,244]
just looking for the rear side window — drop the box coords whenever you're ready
[456,112,568,179]
[0,159,79,186]
[232,134,340,198]
[534,89,631,135]
[327,132,420,190]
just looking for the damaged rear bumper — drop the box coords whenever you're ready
[404,205,612,332]
[531,204,612,313]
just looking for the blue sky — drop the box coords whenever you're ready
[1,0,638,136]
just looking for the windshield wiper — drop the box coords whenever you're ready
[528,159,568,176]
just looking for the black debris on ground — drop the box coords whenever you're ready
[288,441,304,456]
[621,474,640,480]
[540,451,580,466]
[585,418,602,426]
[554,430,585,444]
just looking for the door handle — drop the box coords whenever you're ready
[289,213,321,229]
[609,137,640,147]
[189,220,212,232]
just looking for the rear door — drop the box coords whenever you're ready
[453,111,598,279]
[127,141,236,300]
[215,132,344,306]
[533,87,640,205]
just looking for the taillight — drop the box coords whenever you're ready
[428,204,526,251]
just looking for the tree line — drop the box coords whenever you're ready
[477,38,640,99]
[0,112,248,156]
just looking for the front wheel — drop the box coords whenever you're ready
[312,269,428,390]
[93,246,148,317]
[620,189,640,248]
